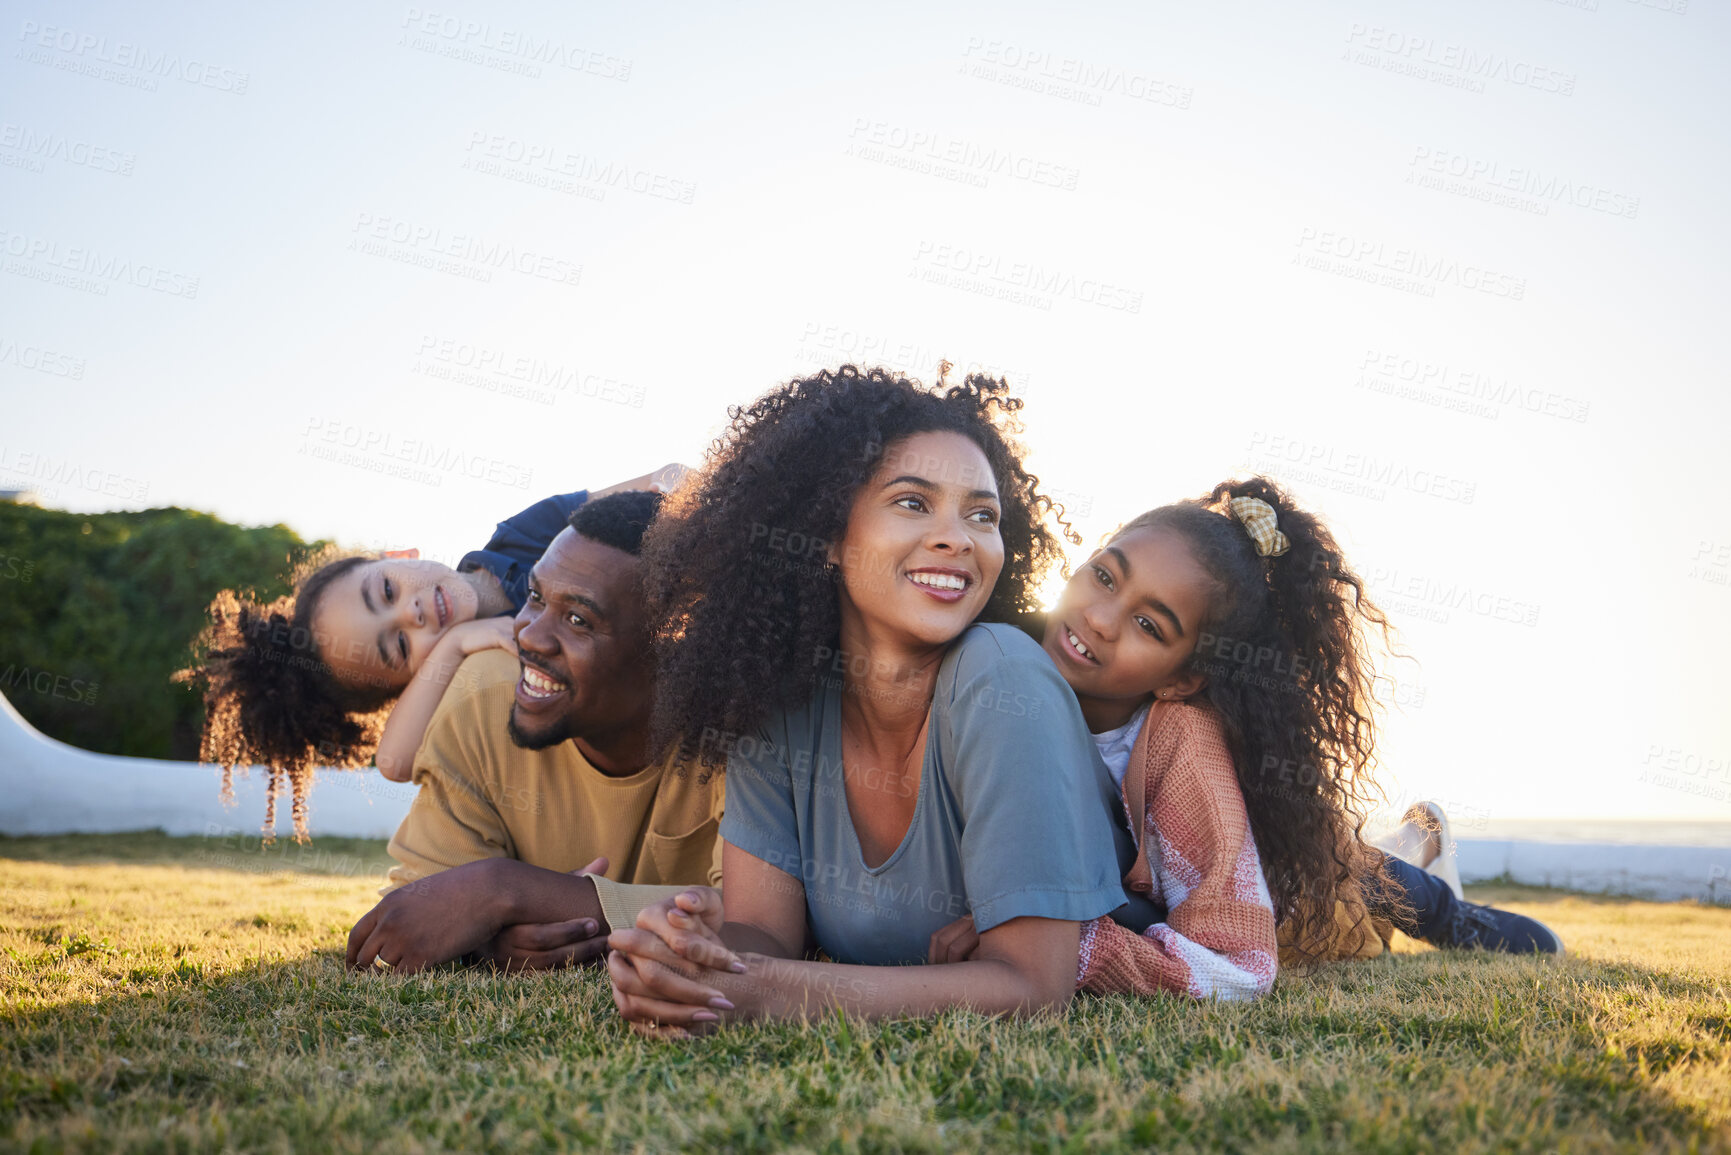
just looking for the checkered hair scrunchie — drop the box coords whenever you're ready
[1229,496,1290,558]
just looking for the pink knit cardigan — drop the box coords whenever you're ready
[1076,700,1279,1000]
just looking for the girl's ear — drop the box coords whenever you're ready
[1155,671,1208,702]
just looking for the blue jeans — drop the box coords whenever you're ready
[1364,849,1461,944]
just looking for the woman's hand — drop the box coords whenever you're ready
[928,915,980,964]
[590,463,694,501]
[648,462,692,493]
[607,888,747,1037]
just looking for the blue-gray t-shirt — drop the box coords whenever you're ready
[719,623,1130,966]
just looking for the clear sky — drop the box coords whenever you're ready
[3,0,1727,823]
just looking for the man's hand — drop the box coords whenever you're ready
[480,918,607,971]
[476,856,610,971]
[928,915,979,964]
[347,860,513,973]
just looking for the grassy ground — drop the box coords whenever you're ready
[1,833,1727,1154]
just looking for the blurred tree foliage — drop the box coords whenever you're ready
[0,503,324,759]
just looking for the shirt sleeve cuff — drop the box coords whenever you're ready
[587,877,722,934]
[969,883,1128,936]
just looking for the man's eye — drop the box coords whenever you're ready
[567,613,588,629]
[527,588,542,604]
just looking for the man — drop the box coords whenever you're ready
[346,490,723,973]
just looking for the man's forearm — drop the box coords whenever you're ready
[482,859,604,928]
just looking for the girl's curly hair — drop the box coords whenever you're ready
[179,549,394,841]
[1121,477,1398,958]
[642,364,1076,767]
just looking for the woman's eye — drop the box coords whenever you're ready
[969,508,999,525]
[383,578,394,602]
[894,495,928,512]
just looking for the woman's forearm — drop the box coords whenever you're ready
[718,920,802,960]
[705,917,1079,1022]
[716,951,1072,1022]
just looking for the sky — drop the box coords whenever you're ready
[3,0,1728,824]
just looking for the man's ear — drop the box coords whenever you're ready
[1155,670,1207,702]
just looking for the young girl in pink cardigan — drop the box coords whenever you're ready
[930,476,1563,998]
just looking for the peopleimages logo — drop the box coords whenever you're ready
[0,123,135,175]
[911,241,1143,314]
[15,20,250,93]
[348,213,582,288]
[0,229,200,299]
[1294,228,1526,301]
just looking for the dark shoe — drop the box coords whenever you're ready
[1439,902,1564,955]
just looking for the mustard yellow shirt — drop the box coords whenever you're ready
[384,650,723,929]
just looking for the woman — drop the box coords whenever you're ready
[605,364,1130,1032]
[183,463,684,838]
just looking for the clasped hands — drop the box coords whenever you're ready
[606,896,985,1038]
[605,888,753,1038]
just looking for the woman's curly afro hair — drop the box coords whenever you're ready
[179,548,395,841]
[641,363,1076,769]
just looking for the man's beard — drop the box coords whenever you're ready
[507,706,575,750]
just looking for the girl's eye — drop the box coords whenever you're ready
[1091,564,1114,591]
[383,578,395,603]
[397,631,409,662]
[1136,616,1162,641]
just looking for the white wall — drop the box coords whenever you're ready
[0,690,414,840]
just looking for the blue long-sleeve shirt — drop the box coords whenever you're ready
[457,489,589,613]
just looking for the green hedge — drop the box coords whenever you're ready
[0,503,323,759]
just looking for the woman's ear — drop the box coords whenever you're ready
[1155,671,1208,702]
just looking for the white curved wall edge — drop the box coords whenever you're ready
[1456,839,1729,905]
[0,690,415,839]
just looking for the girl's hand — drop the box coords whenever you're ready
[448,615,517,657]
[928,915,980,964]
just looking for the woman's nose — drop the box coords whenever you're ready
[927,511,973,553]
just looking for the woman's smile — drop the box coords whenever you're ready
[905,566,973,603]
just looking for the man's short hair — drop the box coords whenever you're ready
[567,489,663,556]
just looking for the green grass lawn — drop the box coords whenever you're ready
[2,832,1728,1154]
